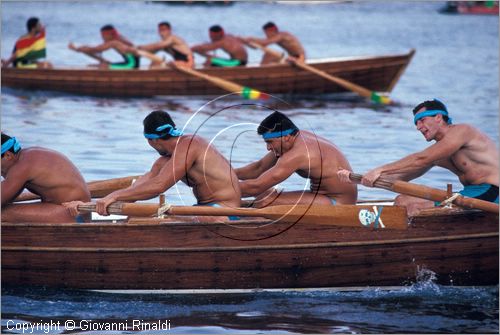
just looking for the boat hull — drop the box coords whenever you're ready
[2,208,497,289]
[1,50,415,97]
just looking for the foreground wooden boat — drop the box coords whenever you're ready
[1,50,415,97]
[2,205,497,289]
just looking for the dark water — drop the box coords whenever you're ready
[2,282,499,334]
[1,1,499,333]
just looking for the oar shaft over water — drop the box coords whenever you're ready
[137,49,269,100]
[244,41,390,104]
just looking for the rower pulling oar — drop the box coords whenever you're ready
[338,99,499,215]
[345,172,499,214]
[243,40,391,105]
[136,49,269,100]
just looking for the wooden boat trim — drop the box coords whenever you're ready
[4,232,497,253]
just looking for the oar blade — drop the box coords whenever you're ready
[261,205,408,230]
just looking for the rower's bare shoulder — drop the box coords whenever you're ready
[446,124,475,137]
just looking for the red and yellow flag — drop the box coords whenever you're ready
[15,30,46,62]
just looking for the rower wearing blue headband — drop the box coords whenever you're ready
[236,111,358,208]
[261,127,297,140]
[337,98,498,217]
[1,136,21,157]
[2,132,91,224]
[86,110,242,221]
[413,98,453,125]
[144,123,183,139]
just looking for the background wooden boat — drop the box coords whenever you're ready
[1,50,415,97]
[441,1,499,15]
[2,207,497,290]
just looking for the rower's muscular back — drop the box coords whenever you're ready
[10,147,90,204]
[177,136,241,207]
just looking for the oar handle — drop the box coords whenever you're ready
[349,172,499,214]
[245,41,285,60]
[77,202,265,217]
[78,202,159,216]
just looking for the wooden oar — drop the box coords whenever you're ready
[348,172,499,214]
[14,175,139,202]
[244,41,391,104]
[78,202,408,229]
[136,49,269,100]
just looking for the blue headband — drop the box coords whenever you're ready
[1,137,21,155]
[261,128,296,140]
[414,110,453,125]
[144,124,183,139]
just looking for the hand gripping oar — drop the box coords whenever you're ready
[14,175,140,202]
[348,172,499,214]
[244,40,391,104]
[136,49,269,100]
[77,202,408,229]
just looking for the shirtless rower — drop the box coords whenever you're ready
[1,133,91,223]
[191,25,248,67]
[338,99,499,215]
[137,21,193,68]
[1,17,52,69]
[236,111,357,208]
[66,110,241,221]
[241,21,305,65]
[68,24,140,69]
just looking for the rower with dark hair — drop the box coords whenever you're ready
[68,24,140,69]
[65,110,241,221]
[236,111,357,208]
[137,21,194,68]
[1,17,52,69]
[240,21,305,65]
[1,132,90,223]
[191,25,248,67]
[338,99,499,216]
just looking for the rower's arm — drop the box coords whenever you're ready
[106,156,184,202]
[247,35,281,47]
[372,127,469,181]
[239,155,296,197]
[2,45,17,67]
[75,42,112,53]
[138,37,174,52]
[235,152,277,180]
[191,40,222,53]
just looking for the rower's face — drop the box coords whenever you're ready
[158,26,171,39]
[34,22,43,33]
[1,152,14,175]
[264,28,277,38]
[101,31,115,42]
[147,139,171,157]
[264,137,290,157]
[415,108,440,142]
